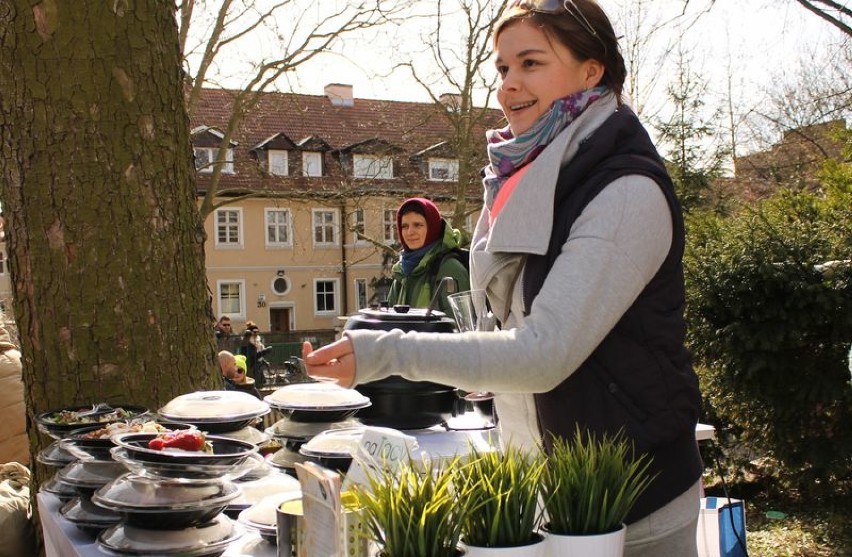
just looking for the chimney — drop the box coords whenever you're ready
[325,83,354,107]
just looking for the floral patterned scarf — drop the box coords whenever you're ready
[483,86,607,208]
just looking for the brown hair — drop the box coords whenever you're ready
[495,0,626,103]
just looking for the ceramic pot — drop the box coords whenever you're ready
[544,524,626,557]
[464,532,546,556]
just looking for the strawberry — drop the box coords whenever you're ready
[147,437,166,450]
[147,430,207,452]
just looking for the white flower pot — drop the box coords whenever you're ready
[464,533,546,557]
[544,524,626,557]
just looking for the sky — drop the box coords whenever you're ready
[218,0,845,103]
[191,0,849,156]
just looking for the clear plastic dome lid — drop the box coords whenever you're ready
[93,473,239,510]
[159,390,269,421]
[264,382,369,409]
[299,426,366,457]
[97,514,241,555]
[265,416,361,441]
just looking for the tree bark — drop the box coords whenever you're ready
[0,0,218,476]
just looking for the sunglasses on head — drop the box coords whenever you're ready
[509,0,599,39]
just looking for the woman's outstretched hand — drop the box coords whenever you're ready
[302,339,357,388]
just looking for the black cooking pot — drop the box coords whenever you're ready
[345,305,464,429]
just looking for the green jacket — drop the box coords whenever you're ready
[387,220,470,316]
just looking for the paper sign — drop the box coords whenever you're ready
[295,462,342,557]
[343,426,419,491]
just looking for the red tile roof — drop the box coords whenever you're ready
[191,87,505,199]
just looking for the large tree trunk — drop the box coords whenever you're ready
[0,0,218,487]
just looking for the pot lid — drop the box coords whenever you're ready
[354,306,447,321]
[93,473,239,511]
[97,513,242,556]
[159,390,269,422]
[265,382,369,410]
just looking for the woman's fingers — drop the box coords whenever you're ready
[302,338,357,387]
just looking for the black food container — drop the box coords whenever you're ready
[344,305,463,429]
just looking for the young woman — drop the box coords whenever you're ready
[385,197,470,315]
[304,2,701,555]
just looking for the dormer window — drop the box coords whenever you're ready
[428,158,459,181]
[354,154,393,179]
[303,151,323,177]
[191,126,236,174]
[268,149,289,176]
[194,147,234,174]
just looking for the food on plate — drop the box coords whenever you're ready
[79,421,169,440]
[147,430,212,453]
[42,406,141,426]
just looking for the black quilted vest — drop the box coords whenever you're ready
[522,107,702,523]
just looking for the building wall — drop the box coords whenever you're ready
[203,196,476,333]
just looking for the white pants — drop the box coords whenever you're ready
[625,480,701,557]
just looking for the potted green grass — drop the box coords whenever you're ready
[352,456,468,557]
[540,428,655,557]
[457,445,547,556]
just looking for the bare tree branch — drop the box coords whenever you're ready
[794,0,852,36]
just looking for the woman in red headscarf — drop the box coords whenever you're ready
[386,197,470,315]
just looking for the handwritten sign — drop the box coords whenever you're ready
[343,426,419,491]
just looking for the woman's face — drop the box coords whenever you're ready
[495,20,602,136]
[400,212,428,250]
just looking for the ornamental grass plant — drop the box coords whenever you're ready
[458,445,546,548]
[541,428,655,536]
[352,456,467,557]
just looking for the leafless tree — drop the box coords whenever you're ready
[393,0,506,231]
[176,0,404,219]
[793,0,852,37]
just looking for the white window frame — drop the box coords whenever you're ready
[314,278,340,316]
[312,208,339,247]
[354,278,368,310]
[215,208,243,248]
[265,208,293,248]
[194,147,234,174]
[383,209,396,244]
[353,154,393,179]
[428,158,459,182]
[351,208,367,245]
[268,149,289,176]
[302,151,323,177]
[217,280,246,319]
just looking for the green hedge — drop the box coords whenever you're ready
[684,186,852,486]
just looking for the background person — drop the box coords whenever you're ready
[386,197,470,315]
[0,320,25,465]
[218,350,261,399]
[239,322,272,388]
[214,315,233,350]
[303,1,702,555]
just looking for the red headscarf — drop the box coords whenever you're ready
[396,197,443,251]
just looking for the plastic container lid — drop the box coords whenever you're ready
[264,383,369,410]
[159,390,269,421]
[97,513,242,555]
[93,473,239,510]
